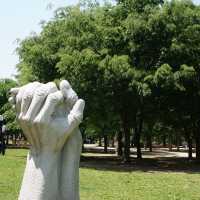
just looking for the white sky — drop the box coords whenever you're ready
[0,0,78,79]
[0,0,199,79]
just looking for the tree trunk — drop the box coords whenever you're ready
[117,131,123,156]
[147,134,152,152]
[184,127,193,160]
[81,129,85,153]
[2,135,5,155]
[188,136,193,160]
[6,133,9,145]
[146,124,153,152]
[104,134,108,153]
[121,114,130,163]
[195,134,200,160]
[168,134,172,151]
[131,131,135,147]
[135,116,143,159]
[14,134,17,145]
[98,136,102,147]
[111,137,115,148]
[11,134,13,144]
[123,127,130,162]
[193,121,200,160]
[162,134,166,147]
[176,132,180,152]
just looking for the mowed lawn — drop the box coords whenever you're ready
[0,150,200,200]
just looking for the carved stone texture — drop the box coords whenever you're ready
[10,80,85,200]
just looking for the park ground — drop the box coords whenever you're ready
[0,149,200,200]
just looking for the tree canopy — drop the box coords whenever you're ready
[15,0,200,161]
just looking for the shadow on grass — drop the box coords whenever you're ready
[80,155,200,174]
[6,147,200,174]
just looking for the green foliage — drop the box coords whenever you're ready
[15,0,200,159]
[1,103,21,135]
[118,0,164,13]
[154,64,174,89]
[0,79,20,135]
[0,79,16,107]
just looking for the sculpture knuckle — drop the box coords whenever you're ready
[33,119,40,125]
[79,99,85,105]
[33,81,40,85]
[68,94,78,106]
[22,93,32,101]
[34,82,57,98]
[34,117,46,126]
[47,82,57,89]
[48,94,59,104]
[18,114,23,121]
[35,87,47,97]
[46,82,58,94]
[16,93,22,103]
[21,116,32,124]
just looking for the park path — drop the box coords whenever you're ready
[84,144,196,159]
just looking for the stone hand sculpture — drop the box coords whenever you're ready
[10,80,85,200]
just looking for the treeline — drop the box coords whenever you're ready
[0,79,20,137]
[12,0,200,162]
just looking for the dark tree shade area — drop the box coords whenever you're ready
[0,79,20,140]
[2,0,200,162]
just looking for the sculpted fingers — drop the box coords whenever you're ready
[15,83,37,117]
[9,88,19,108]
[8,96,16,105]
[15,86,26,115]
[9,87,20,112]
[11,83,36,146]
[59,80,84,144]
[18,82,42,149]
[66,99,85,135]
[20,82,41,118]
[57,99,85,149]
[60,80,78,110]
[10,80,85,152]
[25,82,58,121]
[35,91,64,124]
[10,87,20,96]
[21,82,58,151]
[9,87,20,104]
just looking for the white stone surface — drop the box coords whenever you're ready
[10,80,85,200]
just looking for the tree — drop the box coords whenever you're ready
[0,79,20,141]
[16,0,200,161]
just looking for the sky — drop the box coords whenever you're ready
[0,0,200,79]
[0,0,78,79]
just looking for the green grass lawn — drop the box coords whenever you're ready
[0,149,200,200]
